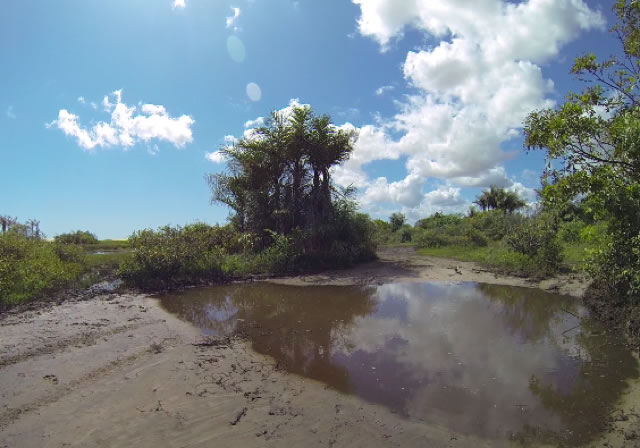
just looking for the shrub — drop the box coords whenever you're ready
[558,219,586,243]
[0,233,85,306]
[54,230,98,245]
[119,224,227,289]
[414,229,447,248]
[305,210,377,268]
[505,213,563,275]
[467,229,489,247]
[415,213,463,230]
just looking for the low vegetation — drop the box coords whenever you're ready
[375,193,582,277]
[54,230,99,245]
[0,224,85,307]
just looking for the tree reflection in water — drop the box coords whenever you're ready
[159,281,638,445]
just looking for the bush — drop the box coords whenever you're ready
[414,229,447,248]
[304,210,377,268]
[468,229,489,247]
[119,224,227,289]
[0,233,85,306]
[54,230,98,245]
[505,213,563,275]
[558,219,586,243]
[468,211,522,241]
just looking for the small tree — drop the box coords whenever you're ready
[474,186,526,214]
[389,213,406,232]
[524,0,640,306]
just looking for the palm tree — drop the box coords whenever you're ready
[475,186,526,214]
[473,194,489,212]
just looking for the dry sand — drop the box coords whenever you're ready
[1,248,638,447]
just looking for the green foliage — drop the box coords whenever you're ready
[0,233,85,306]
[119,224,227,289]
[204,105,376,276]
[505,213,564,275]
[389,213,406,232]
[55,230,99,245]
[397,208,570,276]
[207,105,357,240]
[558,219,587,243]
[524,0,640,309]
[415,212,463,230]
[474,186,527,213]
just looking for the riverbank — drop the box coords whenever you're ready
[1,248,637,447]
[271,246,591,299]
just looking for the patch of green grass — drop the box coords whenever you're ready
[563,242,598,268]
[418,240,594,277]
[85,251,130,269]
[87,240,130,251]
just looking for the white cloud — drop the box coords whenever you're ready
[226,7,241,30]
[6,105,16,119]
[375,85,395,96]
[206,151,226,163]
[47,90,195,151]
[172,0,186,9]
[244,117,264,129]
[451,166,512,188]
[361,173,426,208]
[90,102,98,110]
[508,181,538,204]
[332,0,605,218]
[102,94,113,112]
[77,96,85,104]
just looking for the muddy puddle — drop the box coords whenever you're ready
[159,281,638,445]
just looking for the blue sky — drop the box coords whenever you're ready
[0,0,617,239]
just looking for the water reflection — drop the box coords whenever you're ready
[159,281,637,445]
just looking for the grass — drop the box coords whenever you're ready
[84,239,130,251]
[417,241,595,277]
[85,251,130,269]
[563,242,598,268]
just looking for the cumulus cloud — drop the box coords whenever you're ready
[332,0,605,219]
[244,117,264,129]
[47,90,195,151]
[226,7,241,30]
[206,151,226,163]
[172,0,186,9]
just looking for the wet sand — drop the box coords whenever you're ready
[1,248,638,447]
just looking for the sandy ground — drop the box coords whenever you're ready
[270,247,591,298]
[0,248,638,448]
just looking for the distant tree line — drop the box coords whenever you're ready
[0,216,41,239]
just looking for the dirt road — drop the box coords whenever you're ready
[0,248,637,447]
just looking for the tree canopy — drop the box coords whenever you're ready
[389,213,406,232]
[524,0,640,305]
[473,186,527,214]
[207,105,357,239]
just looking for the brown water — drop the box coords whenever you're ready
[159,281,638,445]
